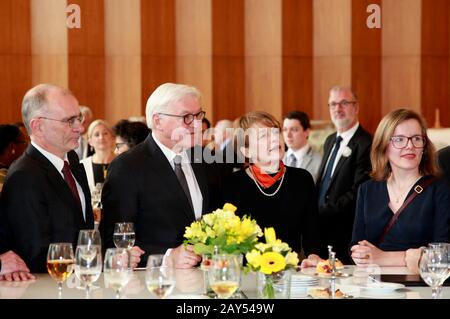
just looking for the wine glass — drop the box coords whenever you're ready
[113,222,135,249]
[46,243,74,298]
[74,244,102,298]
[419,246,449,299]
[75,229,102,297]
[428,243,450,281]
[104,248,132,299]
[91,183,103,229]
[208,254,241,299]
[145,254,176,299]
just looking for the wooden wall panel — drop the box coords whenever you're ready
[141,0,176,114]
[352,0,381,133]
[245,0,282,119]
[68,0,105,119]
[0,0,31,123]
[421,0,449,128]
[382,0,421,115]
[176,0,212,119]
[212,0,245,123]
[31,0,67,88]
[282,0,313,118]
[104,0,141,125]
[313,0,352,121]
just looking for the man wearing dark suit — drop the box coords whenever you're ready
[0,84,94,273]
[102,83,222,268]
[316,86,372,264]
[438,145,450,184]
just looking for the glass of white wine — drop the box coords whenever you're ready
[46,243,74,298]
[114,222,135,249]
[208,254,241,299]
[145,254,176,299]
[104,248,132,299]
[74,244,102,298]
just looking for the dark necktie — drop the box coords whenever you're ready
[318,136,343,206]
[174,155,194,211]
[289,154,298,168]
[62,161,81,207]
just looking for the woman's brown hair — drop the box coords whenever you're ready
[370,108,437,181]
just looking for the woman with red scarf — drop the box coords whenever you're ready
[221,111,321,257]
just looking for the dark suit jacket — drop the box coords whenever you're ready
[316,125,372,262]
[438,146,450,184]
[0,145,94,272]
[101,134,222,266]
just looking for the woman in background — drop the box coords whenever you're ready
[113,119,150,155]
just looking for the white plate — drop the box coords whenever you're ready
[360,282,405,294]
[360,291,406,299]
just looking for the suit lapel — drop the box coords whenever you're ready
[301,148,313,170]
[145,135,196,222]
[317,133,336,183]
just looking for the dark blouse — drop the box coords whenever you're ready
[351,176,450,251]
[221,166,320,256]
[92,163,109,185]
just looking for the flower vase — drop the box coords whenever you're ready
[257,270,291,299]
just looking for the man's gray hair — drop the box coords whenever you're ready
[329,85,358,101]
[21,83,72,134]
[80,105,93,119]
[145,83,201,129]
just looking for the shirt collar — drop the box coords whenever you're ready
[287,144,310,160]
[337,122,359,145]
[151,131,188,164]
[31,141,68,173]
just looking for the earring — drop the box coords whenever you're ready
[11,148,15,155]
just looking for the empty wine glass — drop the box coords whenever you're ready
[428,243,450,281]
[114,222,135,249]
[145,254,176,299]
[91,183,103,229]
[419,246,449,299]
[208,254,241,299]
[104,248,132,299]
[46,243,74,298]
[77,229,102,247]
[74,244,102,298]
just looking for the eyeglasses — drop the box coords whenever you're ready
[157,111,206,125]
[115,142,128,150]
[390,135,426,149]
[328,100,357,108]
[38,113,84,128]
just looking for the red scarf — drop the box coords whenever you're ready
[250,162,286,188]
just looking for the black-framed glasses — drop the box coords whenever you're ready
[158,111,206,125]
[328,100,356,108]
[38,113,84,128]
[390,135,426,149]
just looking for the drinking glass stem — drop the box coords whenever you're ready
[85,285,91,299]
[431,286,442,299]
[115,289,121,299]
[57,282,63,299]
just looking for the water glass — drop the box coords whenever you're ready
[419,246,449,299]
[114,222,135,249]
[104,248,132,299]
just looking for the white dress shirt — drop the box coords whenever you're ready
[31,141,87,221]
[151,132,203,220]
[329,122,359,176]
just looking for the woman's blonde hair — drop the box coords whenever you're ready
[87,119,114,139]
[370,108,437,181]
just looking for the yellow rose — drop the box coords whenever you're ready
[285,252,299,266]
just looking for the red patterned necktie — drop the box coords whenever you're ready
[62,161,81,207]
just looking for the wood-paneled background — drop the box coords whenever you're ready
[1,0,449,133]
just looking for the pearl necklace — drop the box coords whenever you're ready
[388,176,422,204]
[248,167,286,197]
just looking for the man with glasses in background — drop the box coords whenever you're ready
[0,84,94,273]
[312,86,372,264]
[102,83,222,269]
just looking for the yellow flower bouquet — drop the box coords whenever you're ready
[245,227,299,299]
[183,203,263,256]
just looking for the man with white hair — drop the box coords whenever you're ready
[102,83,222,268]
